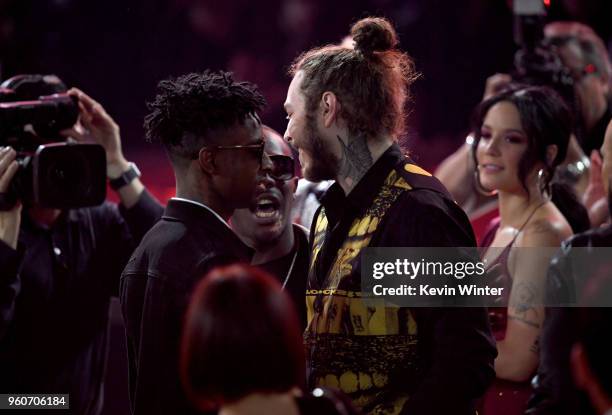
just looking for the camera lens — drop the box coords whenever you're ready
[33,143,106,208]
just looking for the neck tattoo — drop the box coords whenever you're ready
[337,134,373,191]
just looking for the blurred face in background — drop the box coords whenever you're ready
[556,40,610,131]
[232,127,297,247]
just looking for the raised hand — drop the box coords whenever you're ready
[0,147,22,249]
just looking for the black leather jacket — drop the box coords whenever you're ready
[528,225,612,415]
[120,198,253,415]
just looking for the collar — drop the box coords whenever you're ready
[170,197,231,229]
[320,143,404,223]
[164,198,253,260]
[293,223,310,241]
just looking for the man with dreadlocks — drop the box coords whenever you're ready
[120,70,269,415]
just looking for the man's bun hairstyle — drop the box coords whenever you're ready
[351,17,399,56]
[290,16,419,139]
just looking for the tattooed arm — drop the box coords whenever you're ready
[494,219,568,382]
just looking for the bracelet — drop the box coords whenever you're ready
[557,155,590,184]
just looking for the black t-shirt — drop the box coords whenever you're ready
[0,191,162,415]
[258,224,309,330]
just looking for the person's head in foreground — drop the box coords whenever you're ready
[180,264,305,412]
[283,16,419,189]
[231,126,298,251]
[144,70,267,215]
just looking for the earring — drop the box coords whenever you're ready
[473,168,498,197]
[537,168,552,200]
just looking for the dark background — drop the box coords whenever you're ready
[0,2,610,413]
[1,0,611,199]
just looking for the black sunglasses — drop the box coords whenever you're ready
[200,140,265,162]
[267,154,295,181]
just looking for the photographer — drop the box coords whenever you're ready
[0,87,163,414]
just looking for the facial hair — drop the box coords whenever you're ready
[302,114,339,182]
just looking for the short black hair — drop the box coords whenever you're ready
[144,70,266,160]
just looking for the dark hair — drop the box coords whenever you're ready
[472,86,590,232]
[144,70,266,161]
[180,264,305,410]
[289,16,419,139]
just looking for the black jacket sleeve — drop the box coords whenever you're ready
[527,237,595,415]
[118,189,164,242]
[90,190,163,298]
[0,240,25,341]
[379,190,496,415]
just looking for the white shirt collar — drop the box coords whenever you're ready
[170,197,232,229]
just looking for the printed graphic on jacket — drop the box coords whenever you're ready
[305,163,434,414]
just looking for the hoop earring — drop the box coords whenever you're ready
[537,168,552,201]
[473,168,498,197]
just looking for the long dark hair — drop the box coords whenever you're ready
[472,85,590,232]
[180,264,305,411]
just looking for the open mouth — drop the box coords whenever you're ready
[252,197,281,221]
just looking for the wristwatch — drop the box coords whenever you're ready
[109,162,141,190]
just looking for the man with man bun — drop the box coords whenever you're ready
[283,16,496,415]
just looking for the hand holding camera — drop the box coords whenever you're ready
[0,75,107,210]
[0,146,22,249]
[60,88,130,177]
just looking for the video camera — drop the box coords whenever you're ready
[0,74,106,209]
[511,0,577,111]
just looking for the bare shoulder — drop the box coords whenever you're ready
[518,205,572,248]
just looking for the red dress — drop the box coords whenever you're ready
[479,218,534,415]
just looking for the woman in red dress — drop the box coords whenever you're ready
[473,86,575,415]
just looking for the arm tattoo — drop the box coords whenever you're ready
[509,281,541,329]
[508,315,540,329]
[337,134,373,189]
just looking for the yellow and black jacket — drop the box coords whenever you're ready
[305,144,496,415]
